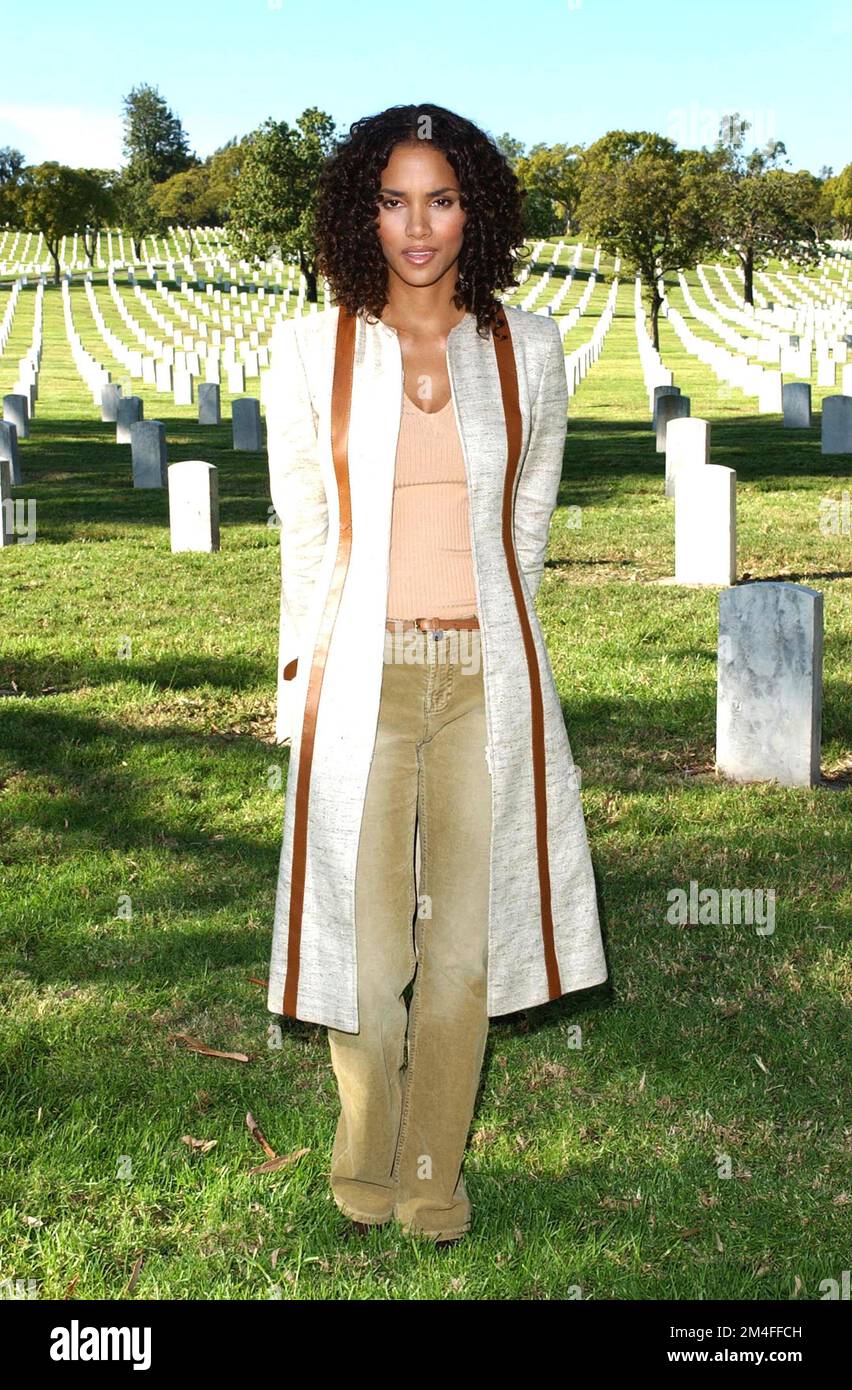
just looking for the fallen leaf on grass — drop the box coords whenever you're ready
[169,1033,250,1062]
[181,1135,218,1153]
[124,1253,145,1296]
[248,1148,311,1175]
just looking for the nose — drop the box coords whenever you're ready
[406,204,432,238]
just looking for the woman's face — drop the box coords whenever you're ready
[376,140,467,293]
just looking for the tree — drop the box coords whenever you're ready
[792,169,836,242]
[14,163,95,283]
[205,136,250,223]
[228,108,337,301]
[0,146,25,224]
[494,133,525,166]
[114,166,156,262]
[150,165,218,255]
[76,168,119,264]
[823,164,852,240]
[577,130,725,349]
[713,114,818,304]
[122,83,196,185]
[516,142,585,235]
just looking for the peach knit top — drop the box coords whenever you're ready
[385,391,478,620]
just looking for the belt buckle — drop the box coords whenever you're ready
[416,617,444,640]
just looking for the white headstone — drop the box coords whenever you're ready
[3,394,29,440]
[130,420,167,488]
[0,421,21,486]
[675,464,736,585]
[665,417,710,498]
[198,383,221,425]
[168,461,220,552]
[716,582,822,787]
[782,382,812,428]
[0,458,15,546]
[656,394,690,453]
[821,396,852,454]
[116,396,144,444]
[232,397,262,451]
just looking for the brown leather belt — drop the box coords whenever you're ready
[385,616,480,632]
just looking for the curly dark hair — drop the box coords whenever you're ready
[313,103,530,338]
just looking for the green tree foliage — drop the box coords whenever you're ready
[114,166,155,262]
[516,142,585,236]
[0,146,25,224]
[150,166,218,255]
[122,82,196,184]
[116,83,196,259]
[818,163,852,240]
[713,114,819,304]
[577,130,724,349]
[205,137,250,223]
[227,108,337,301]
[14,162,104,283]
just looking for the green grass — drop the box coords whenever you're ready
[0,245,849,1301]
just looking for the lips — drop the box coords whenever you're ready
[402,250,436,263]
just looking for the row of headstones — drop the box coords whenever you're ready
[677,270,851,391]
[0,455,223,552]
[653,275,852,433]
[3,279,44,418]
[717,260,851,355]
[652,388,736,585]
[768,261,851,326]
[123,276,278,358]
[563,276,620,397]
[754,265,852,345]
[126,401,263,488]
[655,376,852,458]
[71,274,277,408]
[700,262,851,367]
[653,383,852,587]
[0,388,262,492]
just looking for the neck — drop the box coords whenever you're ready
[380,269,468,340]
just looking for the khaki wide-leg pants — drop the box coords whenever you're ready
[327,625,492,1240]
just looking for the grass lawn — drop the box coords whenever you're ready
[0,246,849,1300]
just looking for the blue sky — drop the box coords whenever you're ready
[1,0,847,176]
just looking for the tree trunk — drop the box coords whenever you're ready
[743,244,754,305]
[300,251,318,303]
[649,281,662,352]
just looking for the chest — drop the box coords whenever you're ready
[397,332,452,413]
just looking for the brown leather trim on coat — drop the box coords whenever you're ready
[279,306,356,1017]
[493,310,562,1001]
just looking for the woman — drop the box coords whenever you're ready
[266,103,608,1246]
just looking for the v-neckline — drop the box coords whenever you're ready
[403,393,453,416]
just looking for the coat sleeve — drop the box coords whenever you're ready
[512,318,568,602]
[266,320,329,656]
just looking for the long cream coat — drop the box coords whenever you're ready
[265,303,607,1033]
